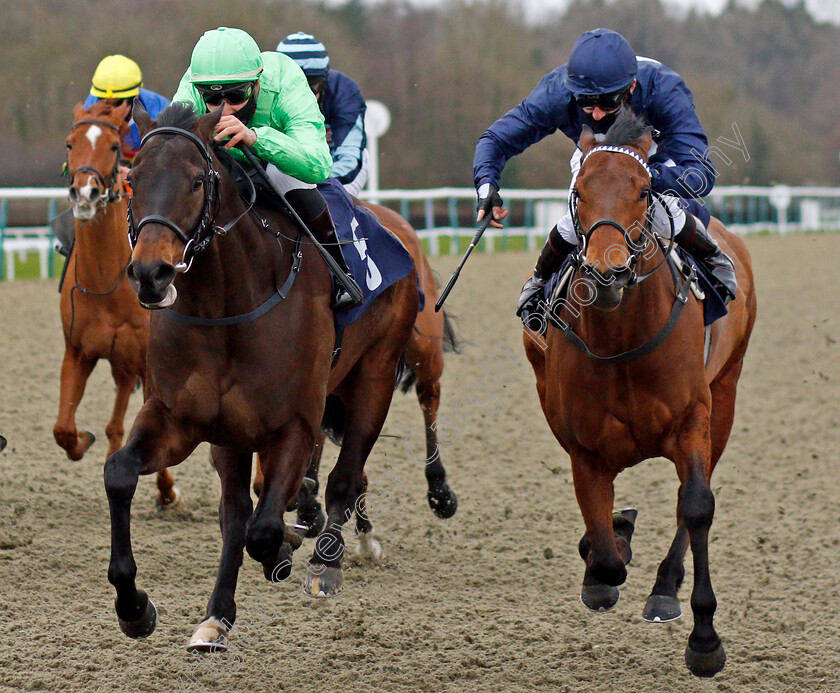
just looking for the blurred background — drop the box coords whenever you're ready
[3,0,838,190]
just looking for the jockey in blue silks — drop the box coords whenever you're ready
[472,28,738,322]
[276,32,369,197]
[83,55,170,163]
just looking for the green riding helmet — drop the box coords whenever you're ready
[189,27,264,84]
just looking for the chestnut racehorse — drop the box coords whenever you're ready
[270,202,460,551]
[105,103,418,649]
[524,113,756,677]
[56,101,179,507]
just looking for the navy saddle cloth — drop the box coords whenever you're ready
[543,247,727,328]
[318,178,423,330]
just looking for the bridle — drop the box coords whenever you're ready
[552,144,696,364]
[64,118,125,206]
[127,126,255,273]
[569,145,675,287]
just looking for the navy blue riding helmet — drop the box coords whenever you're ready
[565,28,637,96]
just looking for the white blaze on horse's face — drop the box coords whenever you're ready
[85,124,102,150]
[71,174,100,220]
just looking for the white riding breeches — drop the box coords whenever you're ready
[554,149,687,244]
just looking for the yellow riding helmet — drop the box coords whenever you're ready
[90,55,143,99]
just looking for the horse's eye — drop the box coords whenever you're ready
[65,142,72,150]
[639,187,650,200]
[111,143,120,152]
[192,177,204,192]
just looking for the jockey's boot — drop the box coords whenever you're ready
[288,189,363,311]
[516,230,577,325]
[674,214,737,302]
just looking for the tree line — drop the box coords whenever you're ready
[2,0,837,190]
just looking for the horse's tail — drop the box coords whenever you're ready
[320,394,346,446]
[442,309,460,354]
[396,356,417,394]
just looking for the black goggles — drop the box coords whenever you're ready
[577,86,630,112]
[196,82,254,106]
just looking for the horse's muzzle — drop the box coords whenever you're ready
[127,260,178,308]
[580,263,634,311]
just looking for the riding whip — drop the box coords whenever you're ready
[434,214,492,312]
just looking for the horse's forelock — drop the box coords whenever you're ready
[603,108,653,148]
[154,102,200,131]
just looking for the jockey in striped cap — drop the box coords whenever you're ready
[277,32,369,197]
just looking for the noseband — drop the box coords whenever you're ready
[64,118,124,205]
[553,145,694,364]
[127,126,254,273]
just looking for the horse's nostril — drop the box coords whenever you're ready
[89,188,101,202]
[150,263,176,292]
[126,264,137,284]
[68,188,79,204]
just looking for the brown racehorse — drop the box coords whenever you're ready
[104,102,419,649]
[262,202,460,553]
[523,112,756,677]
[55,101,179,507]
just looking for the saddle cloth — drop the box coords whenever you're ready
[318,178,423,330]
[542,248,727,330]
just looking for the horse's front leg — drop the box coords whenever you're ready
[570,451,628,612]
[245,417,313,583]
[104,399,197,639]
[53,347,97,460]
[668,406,726,677]
[187,446,253,653]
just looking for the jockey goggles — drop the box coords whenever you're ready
[196,81,255,106]
[577,85,631,113]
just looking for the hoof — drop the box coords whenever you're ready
[305,565,343,598]
[427,484,458,519]
[580,584,620,612]
[264,541,294,582]
[157,486,183,510]
[84,429,96,449]
[117,592,157,639]
[354,531,383,561]
[298,504,326,538]
[685,640,726,677]
[0,434,6,452]
[186,617,229,653]
[643,594,682,623]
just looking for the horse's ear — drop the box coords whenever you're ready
[133,99,154,137]
[637,128,653,160]
[579,125,597,156]
[196,107,225,142]
[73,102,87,121]
[113,101,132,130]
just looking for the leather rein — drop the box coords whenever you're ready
[552,145,696,364]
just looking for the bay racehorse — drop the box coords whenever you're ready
[523,112,756,676]
[265,203,460,551]
[105,102,418,649]
[56,101,179,507]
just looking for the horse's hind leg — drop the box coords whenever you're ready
[53,349,97,460]
[407,333,457,519]
[104,399,197,640]
[644,361,745,625]
[187,446,253,652]
[306,365,399,597]
[295,432,327,538]
[571,453,628,612]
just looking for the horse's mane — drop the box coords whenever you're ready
[155,101,200,130]
[603,107,653,148]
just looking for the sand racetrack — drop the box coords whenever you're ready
[0,233,838,693]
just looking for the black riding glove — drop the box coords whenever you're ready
[476,182,504,218]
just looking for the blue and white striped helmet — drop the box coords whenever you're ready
[276,32,330,79]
